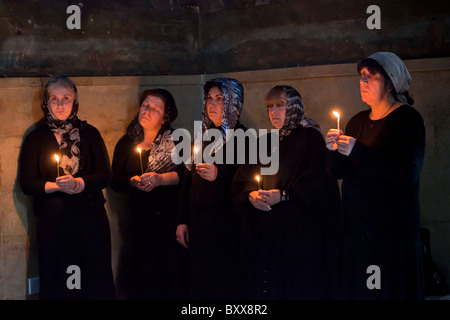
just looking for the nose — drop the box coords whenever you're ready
[360,75,369,85]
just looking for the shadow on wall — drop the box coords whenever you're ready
[13,117,46,300]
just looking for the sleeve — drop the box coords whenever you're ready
[176,165,192,225]
[111,136,134,192]
[19,131,48,196]
[231,162,258,216]
[81,126,112,192]
[285,129,339,210]
[349,109,425,185]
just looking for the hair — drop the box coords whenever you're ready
[41,75,79,116]
[127,88,178,143]
[138,89,178,125]
[357,58,414,105]
[264,85,293,107]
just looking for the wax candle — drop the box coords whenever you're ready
[256,175,261,190]
[332,110,340,131]
[137,147,144,175]
[54,154,60,178]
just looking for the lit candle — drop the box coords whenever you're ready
[256,175,261,190]
[137,147,144,175]
[193,146,200,164]
[332,110,340,131]
[54,154,60,178]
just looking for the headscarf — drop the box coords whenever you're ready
[42,76,86,176]
[367,52,411,104]
[267,85,320,140]
[127,88,179,174]
[186,77,244,170]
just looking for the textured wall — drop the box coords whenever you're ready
[0,57,449,299]
[0,0,449,76]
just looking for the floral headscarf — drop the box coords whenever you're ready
[42,75,86,176]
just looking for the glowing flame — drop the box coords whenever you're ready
[54,154,60,163]
[256,175,260,183]
[332,111,340,119]
[137,147,142,154]
[193,146,199,154]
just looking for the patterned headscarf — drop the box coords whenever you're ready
[42,76,86,176]
[127,88,179,174]
[186,78,244,170]
[366,52,411,104]
[266,85,320,140]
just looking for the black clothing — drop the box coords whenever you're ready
[111,134,188,300]
[232,126,342,300]
[329,105,426,299]
[19,123,115,300]
[178,122,247,300]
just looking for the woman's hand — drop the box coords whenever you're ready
[258,189,281,206]
[248,190,271,212]
[336,135,356,156]
[56,175,85,194]
[176,224,189,249]
[131,172,162,192]
[196,163,218,182]
[326,129,343,151]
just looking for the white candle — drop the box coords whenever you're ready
[137,147,144,175]
[332,110,340,131]
[193,146,200,164]
[256,175,261,190]
[54,154,60,178]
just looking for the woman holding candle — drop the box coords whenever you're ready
[232,85,342,300]
[111,88,188,299]
[325,52,426,299]
[19,75,115,300]
[176,78,247,300]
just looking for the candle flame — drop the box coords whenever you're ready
[137,147,142,154]
[256,175,260,182]
[54,154,60,163]
[332,110,340,119]
[193,146,199,154]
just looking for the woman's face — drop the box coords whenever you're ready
[359,67,387,105]
[139,95,165,131]
[48,84,75,121]
[268,91,287,130]
[206,86,224,127]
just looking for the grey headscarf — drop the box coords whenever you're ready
[367,52,411,104]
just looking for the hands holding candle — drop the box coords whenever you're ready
[326,110,356,155]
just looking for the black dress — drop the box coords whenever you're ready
[329,104,426,299]
[19,123,115,300]
[232,126,342,300]
[111,134,188,300]
[178,122,247,300]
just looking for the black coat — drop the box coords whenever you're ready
[19,123,115,300]
[178,122,247,300]
[329,105,426,299]
[111,133,188,300]
[232,125,342,300]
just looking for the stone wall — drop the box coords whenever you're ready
[0,57,449,299]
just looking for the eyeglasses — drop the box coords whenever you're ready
[48,96,73,106]
[267,103,286,111]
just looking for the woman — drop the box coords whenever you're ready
[232,85,342,300]
[111,89,188,300]
[326,52,426,299]
[176,78,247,300]
[19,75,115,300]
